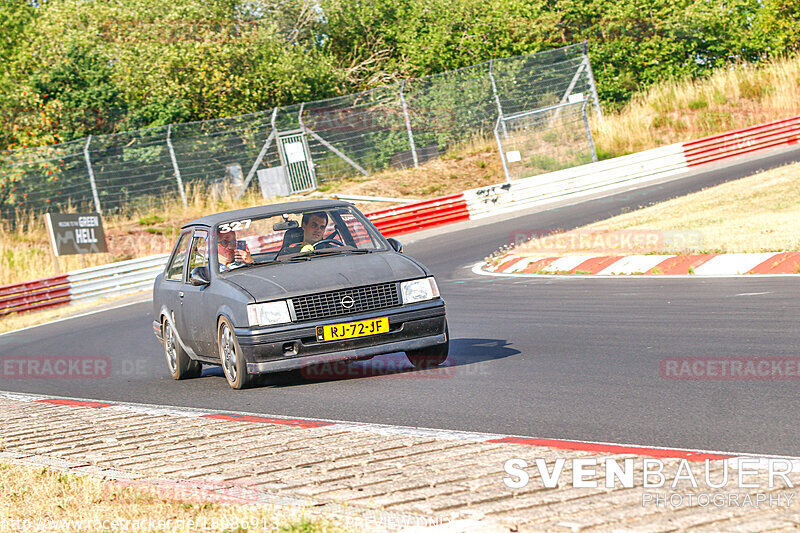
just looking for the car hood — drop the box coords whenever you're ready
[222,251,427,302]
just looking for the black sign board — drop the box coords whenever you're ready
[45,212,108,256]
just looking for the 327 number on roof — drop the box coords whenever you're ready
[218,219,251,233]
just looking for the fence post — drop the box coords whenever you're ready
[83,135,102,213]
[44,214,61,275]
[582,40,603,120]
[399,81,419,167]
[166,124,188,208]
[494,117,512,183]
[238,108,280,199]
[489,60,507,139]
[582,102,598,162]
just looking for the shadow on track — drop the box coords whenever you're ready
[200,338,520,387]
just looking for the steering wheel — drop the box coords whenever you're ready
[312,238,345,249]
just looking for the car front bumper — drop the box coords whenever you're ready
[234,299,447,374]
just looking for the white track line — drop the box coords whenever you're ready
[0,297,152,338]
[3,390,798,464]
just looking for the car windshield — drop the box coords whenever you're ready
[214,206,387,273]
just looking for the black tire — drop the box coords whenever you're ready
[163,318,202,380]
[218,317,253,390]
[406,324,449,369]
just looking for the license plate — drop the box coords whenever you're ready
[316,317,389,342]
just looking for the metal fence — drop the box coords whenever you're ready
[0,42,600,224]
[495,100,598,182]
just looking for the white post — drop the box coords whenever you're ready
[494,117,512,183]
[303,126,368,176]
[400,81,419,167]
[582,101,598,162]
[44,213,61,275]
[560,59,587,105]
[548,60,587,128]
[166,124,188,208]
[238,129,276,199]
[489,60,507,139]
[298,103,305,129]
[582,40,603,120]
[238,108,280,199]
[83,135,102,213]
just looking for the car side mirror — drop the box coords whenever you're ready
[189,266,210,286]
[387,238,403,253]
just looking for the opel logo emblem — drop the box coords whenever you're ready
[340,296,355,309]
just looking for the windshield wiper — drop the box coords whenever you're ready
[287,249,372,261]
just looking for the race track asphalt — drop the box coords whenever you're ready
[2,148,799,456]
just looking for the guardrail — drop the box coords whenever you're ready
[0,255,169,317]
[2,113,799,317]
[683,115,800,167]
[0,275,71,317]
[366,193,470,237]
[67,254,169,302]
[465,143,688,219]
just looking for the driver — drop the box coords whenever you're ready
[217,230,254,271]
[295,211,328,252]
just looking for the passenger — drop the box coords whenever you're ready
[217,230,253,271]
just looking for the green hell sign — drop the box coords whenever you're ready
[45,212,108,256]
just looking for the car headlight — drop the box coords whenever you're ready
[247,300,291,326]
[400,277,440,304]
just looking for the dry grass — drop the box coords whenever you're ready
[508,160,800,257]
[594,53,800,158]
[0,137,503,287]
[5,53,800,286]
[0,461,353,532]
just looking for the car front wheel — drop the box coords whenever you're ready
[218,317,253,389]
[163,318,202,380]
[406,324,449,369]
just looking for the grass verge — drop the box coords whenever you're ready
[503,160,800,259]
[0,461,353,532]
[593,52,800,158]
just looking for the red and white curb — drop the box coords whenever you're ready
[2,390,798,469]
[481,251,800,277]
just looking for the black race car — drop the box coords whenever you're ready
[152,200,448,389]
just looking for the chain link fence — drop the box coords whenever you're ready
[0,42,600,224]
[495,100,598,182]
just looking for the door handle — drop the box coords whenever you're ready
[179,292,184,298]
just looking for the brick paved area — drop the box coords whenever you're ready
[1,395,798,531]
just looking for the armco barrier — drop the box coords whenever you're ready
[0,255,170,317]
[465,143,688,219]
[2,113,799,317]
[0,275,71,316]
[365,193,470,237]
[67,254,170,302]
[684,114,800,167]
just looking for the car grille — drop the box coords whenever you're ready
[291,283,400,322]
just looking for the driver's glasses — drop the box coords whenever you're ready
[218,238,236,249]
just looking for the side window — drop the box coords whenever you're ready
[188,235,208,272]
[340,213,377,248]
[166,232,191,281]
